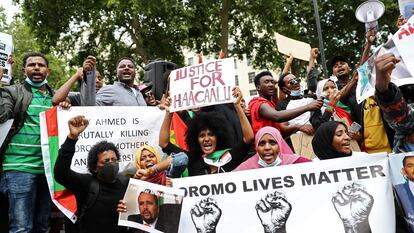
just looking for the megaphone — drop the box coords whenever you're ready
[355,0,385,31]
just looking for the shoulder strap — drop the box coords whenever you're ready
[78,178,99,222]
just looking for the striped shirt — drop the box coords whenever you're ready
[3,88,52,174]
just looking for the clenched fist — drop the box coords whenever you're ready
[332,182,373,233]
[256,191,291,233]
[191,197,222,233]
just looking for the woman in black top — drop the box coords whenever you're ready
[159,87,254,176]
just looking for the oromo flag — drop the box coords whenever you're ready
[40,107,78,223]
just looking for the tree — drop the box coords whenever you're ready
[1,7,73,89]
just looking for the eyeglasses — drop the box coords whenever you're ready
[143,90,154,98]
[288,78,299,86]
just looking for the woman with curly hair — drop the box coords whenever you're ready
[159,87,254,176]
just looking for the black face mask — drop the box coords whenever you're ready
[96,162,119,183]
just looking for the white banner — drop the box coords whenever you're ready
[169,58,235,112]
[173,155,394,233]
[56,106,165,174]
[0,32,13,85]
[393,15,414,79]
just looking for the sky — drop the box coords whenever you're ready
[1,0,20,24]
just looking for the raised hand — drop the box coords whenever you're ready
[256,190,292,233]
[375,54,400,93]
[191,197,222,233]
[83,55,96,73]
[332,182,373,233]
[306,99,323,111]
[311,48,319,59]
[68,115,89,139]
[232,86,243,105]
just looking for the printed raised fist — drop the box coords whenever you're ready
[191,197,222,233]
[332,182,373,233]
[256,190,292,233]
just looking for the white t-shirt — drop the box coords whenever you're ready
[286,97,314,126]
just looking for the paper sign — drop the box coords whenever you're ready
[55,106,165,174]
[0,32,13,85]
[399,0,414,19]
[393,16,414,79]
[174,154,394,233]
[118,179,184,233]
[0,119,14,146]
[275,33,311,61]
[169,58,235,112]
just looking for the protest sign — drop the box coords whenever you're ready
[389,152,414,233]
[275,33,311,61]
[0,119,13,146]
[0,32,13,85]
[173,154,394,233]
[119,179,184,233]
[399,0,414,19]
[356,36,414,103]
[393,15,414,79]
[51,106,165,174]
[169,58,235,112]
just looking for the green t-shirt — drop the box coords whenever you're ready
[3,88,52,174]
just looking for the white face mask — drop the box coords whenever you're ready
[290,89,303,97]
[258,155,282,168]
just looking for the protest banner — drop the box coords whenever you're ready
[399,0,414,19]
[0,32,13,85]
[173,154,394,233]
[169,58,235,112]
[0,119,13,146]
[54,106,165,174]
[119,179,184,233]
[393,15,414,79]
[389,152,414,233]
[275,33,311,61]
[356,32,414,103]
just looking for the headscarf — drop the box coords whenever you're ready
[233,127,300,171]
[134,145,166,185]
[312,121,352,160]
[315,79,352,125]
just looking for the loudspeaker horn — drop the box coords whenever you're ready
[355,0,385,31]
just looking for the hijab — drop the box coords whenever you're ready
[134,145,166,185]
[233,127,299,171]
[312,121,352,160]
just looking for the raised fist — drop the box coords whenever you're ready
[68,115,89,139]
[256,190,291,233]
[191,197,222,233]
[332,182,373,233]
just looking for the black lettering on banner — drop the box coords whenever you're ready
[132,118,140,125]
[301,165,386,186]
[284,176,294,188]
[95,118,126,126]
[74,158,87,167]
[181,182,237,197]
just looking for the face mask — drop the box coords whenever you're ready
[290,89,303,97]
[25,76,48,87]
[258,155,282,168]
[96,162,119,183]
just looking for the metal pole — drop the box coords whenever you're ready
[312,0,328,79]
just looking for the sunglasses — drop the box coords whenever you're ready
[288,78,299,85]
[143,90,154,98]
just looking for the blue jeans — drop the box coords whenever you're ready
[167,152,189,178]
[3,171,52,233]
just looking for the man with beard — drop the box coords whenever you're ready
[96,57,146,106]
[0,52,54,232]
[248,71,322,135]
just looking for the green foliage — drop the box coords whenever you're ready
[13,0,400,83]
[0,7,73,89]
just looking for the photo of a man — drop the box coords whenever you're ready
[128,189,160,228]
[394,155,414,232]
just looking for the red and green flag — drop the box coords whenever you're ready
[40,107,78,223]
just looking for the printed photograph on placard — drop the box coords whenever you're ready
[118,179,184,233]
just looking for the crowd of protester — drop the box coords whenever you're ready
[0,11,414,233]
